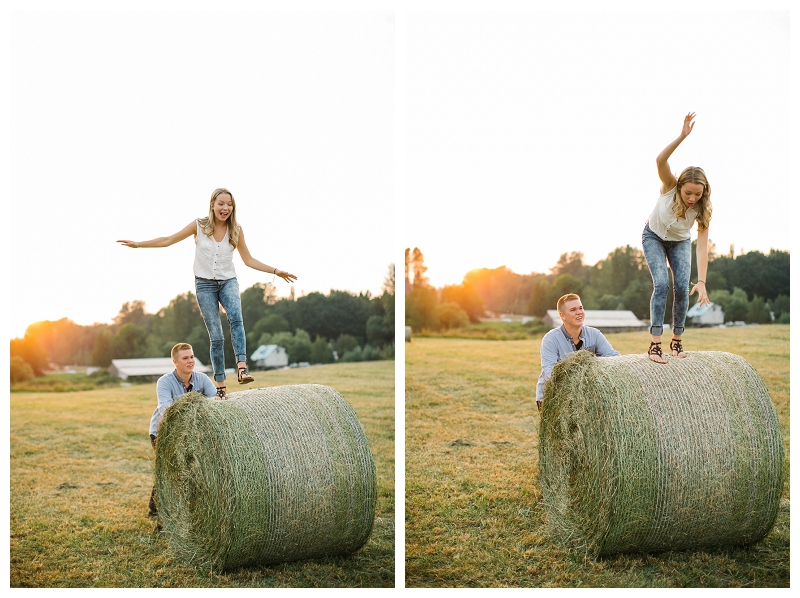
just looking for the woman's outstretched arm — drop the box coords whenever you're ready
[117,221,196,248]
[236,228,298,283]
[656,112,695,194]
[690,226,710,306]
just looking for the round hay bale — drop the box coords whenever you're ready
[538,351,784,557]
[154,384,377,570]
[405,326,412,342]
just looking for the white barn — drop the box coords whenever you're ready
[108,358,211,381]
[251,344,289,370]
[687,302,725,326]
[543,309,647,333]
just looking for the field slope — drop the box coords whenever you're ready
[405,325,789,587]
[11,361,395,588]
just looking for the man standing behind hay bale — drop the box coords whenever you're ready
[536,293,619,411]
[148,343,217,520]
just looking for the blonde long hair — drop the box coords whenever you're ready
[673,166,712,232]
[197,187,240,248]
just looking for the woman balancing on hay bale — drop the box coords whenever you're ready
[644,112,711,363]
[118,188,297,399]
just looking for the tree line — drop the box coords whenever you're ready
[11,265,395,382]
[405,245,789,331]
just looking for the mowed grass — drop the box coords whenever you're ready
[405,325,789,587]
[10,361,395,588]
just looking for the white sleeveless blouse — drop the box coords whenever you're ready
[647,187,698,241]
[193,220,237,280]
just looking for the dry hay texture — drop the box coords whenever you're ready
[538,351,784,557]
[154,384,377,571]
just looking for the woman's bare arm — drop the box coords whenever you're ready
[656,112,695,194]
[690,226,710,306]
[117,221,196,248]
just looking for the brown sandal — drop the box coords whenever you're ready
[648,341,666,364]
[215,386,227,400]
[237,366,254,385]
[670,338,686,358]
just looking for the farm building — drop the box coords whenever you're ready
[251,344,289,370]
[108,358,211,381]
[687,302,725,326]
[542,309,647,333]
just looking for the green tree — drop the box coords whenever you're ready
[380,290,395,346]
[770,295,790,320]
[549,274,584,306]
[383,263,395,295]
[746,296,771,324]
[405,285,440,331]
[410,247,429,287]
[464,266,539,315]
[589,245,648,299]
[334,334,359,359]
[709,287,749,322]
[240,282,277,335]
[440,282,485,323]
[361,344,382,361]
[621,278,652,319]
[366,315,387,347]
[10,355,35,384]
[91,329,114,367]
[704,270,728,295]
[436,302,470,330]
[528,279,551,317]
[551,251,587,280]
[310,336,334,364]
[114,300,152,330]
[25,318,98,365]
[110,323,149,359]
[247,313,290,349]
[290,329,313,363]
[10,335,49,376]
[186,325,212,367]
[294,291,370,344]
[708,249,789,301]
[153,292,205,349]
[341,346,364,362]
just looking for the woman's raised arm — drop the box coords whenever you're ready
[656,112,695,194]
[117,221,196,248]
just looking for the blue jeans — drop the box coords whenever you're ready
[194,277,247,382]
[642,223,692,336]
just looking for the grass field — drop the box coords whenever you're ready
[405,325,790,588]
[10,360,395,588]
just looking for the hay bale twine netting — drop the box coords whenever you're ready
[538,351,784,557]
[154,384,377,570]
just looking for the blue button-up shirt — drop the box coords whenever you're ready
[149,369,217,436]
[536,325,620,401]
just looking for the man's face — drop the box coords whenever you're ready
[559,300,585,328]
[173,349,195,377]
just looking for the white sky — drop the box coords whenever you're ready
[9,7,394,338]
[404,9,791,288]
[5,2,797,340]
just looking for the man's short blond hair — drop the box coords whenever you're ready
[171,343,193,361]
[557,293,582,314]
